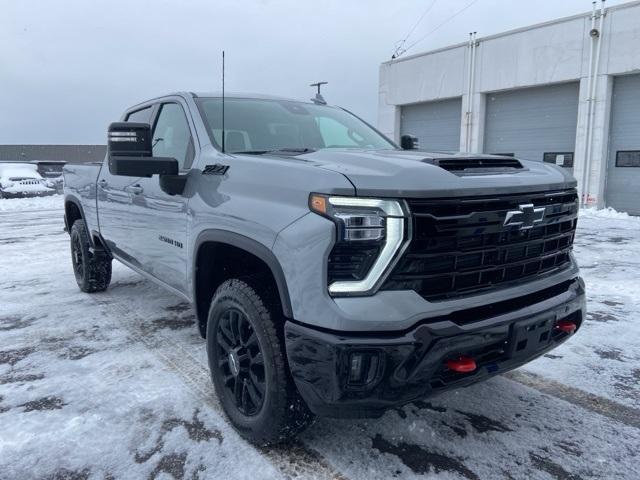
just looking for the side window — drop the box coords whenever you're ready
[152,103,195,170]
[616,151,640,167]
[316,117,364,148]
[126,107,153,124]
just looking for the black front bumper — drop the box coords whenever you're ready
[285,277,585,418]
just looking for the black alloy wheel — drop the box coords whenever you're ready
[69,219,112,293]
[216,308,266,416]
[206,279,314,445]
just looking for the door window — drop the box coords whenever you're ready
[126,106,153,124]
[152,103,195,170]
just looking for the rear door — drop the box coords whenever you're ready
[125,100,195,293]
[96,105,155,262]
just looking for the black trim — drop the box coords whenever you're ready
[286,277,585,418]
[64,195,113,257]
[64,195,91,244]
[192,230,293,318]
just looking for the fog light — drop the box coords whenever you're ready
[347,351,381,386]
[349,353,364,381]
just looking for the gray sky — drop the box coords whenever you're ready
[0,0,630,144]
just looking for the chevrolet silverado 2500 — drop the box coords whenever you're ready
[63,92,585,444]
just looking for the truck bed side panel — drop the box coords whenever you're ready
[62,162,103,235]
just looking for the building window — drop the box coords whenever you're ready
[543,152,574,168]
[615,151,640,167]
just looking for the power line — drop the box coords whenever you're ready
[400,0,481,57]
[392,0,438,58]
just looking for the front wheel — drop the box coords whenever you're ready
[70,219,112,293]
[206,279,313,445]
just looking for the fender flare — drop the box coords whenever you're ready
[192,229,293,319]
[64,195,93,244]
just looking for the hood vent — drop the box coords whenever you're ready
[424,157,524,175]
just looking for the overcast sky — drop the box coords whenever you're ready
[0,0,631,145]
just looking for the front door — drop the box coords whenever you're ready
[126,101,195,293]
[96,105,155,263]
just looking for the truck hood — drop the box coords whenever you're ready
[299,149,576,198]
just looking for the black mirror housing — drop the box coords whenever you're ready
[159,174,188,196]
[109,156,179,177]
[108,122,153,157]
[400,134,419,150]
[107,122,179,178]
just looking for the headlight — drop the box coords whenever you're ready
[309,194,409,295]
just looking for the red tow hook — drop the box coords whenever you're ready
[555,320,577,334]
[446,355,477,373]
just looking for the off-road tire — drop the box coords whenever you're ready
[70,219,112,293]
[207,278,314,445]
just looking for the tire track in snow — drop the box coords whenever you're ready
[89,293,348,480]
[505,370,640,429]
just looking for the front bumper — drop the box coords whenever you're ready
[285,277,585,418]
[0,189,56,199]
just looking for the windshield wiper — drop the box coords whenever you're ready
[232,148,316,156]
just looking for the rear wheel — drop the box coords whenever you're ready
[206,279,313,445]
[70,219,112,293]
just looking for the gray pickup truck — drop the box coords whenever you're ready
[64,92,585,445]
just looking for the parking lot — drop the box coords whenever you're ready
[1,196,638,480]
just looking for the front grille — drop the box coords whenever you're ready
[382,189,578,301]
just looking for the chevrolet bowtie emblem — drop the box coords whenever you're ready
[503,203,545,230]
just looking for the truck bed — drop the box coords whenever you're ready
[63,162,103,235]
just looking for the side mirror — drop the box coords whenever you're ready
[107,122,179,178]
[109,156,179,178]
[400,134,419,150]
[108,122,152,157]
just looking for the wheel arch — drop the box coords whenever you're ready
[192,230,294,338]
[64,195,85,233]
[64,196,110,252]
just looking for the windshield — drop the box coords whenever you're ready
[196,98,396,153]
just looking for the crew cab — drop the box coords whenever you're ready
[63,92,585,445]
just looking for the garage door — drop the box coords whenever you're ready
[484,83,579,170]
[400,98,462,152]
[605,74,640,215]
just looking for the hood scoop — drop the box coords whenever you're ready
[422,157,525,175]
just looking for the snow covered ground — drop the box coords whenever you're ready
[0,196,638,480]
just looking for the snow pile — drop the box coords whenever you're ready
[580,206,640,221]
[0,194,63,212]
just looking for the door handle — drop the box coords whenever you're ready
[125,184,144,195]
[98,179,108,189]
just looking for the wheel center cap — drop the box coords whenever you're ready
[228,351,240,377]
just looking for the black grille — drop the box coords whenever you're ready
[382,189,578,301]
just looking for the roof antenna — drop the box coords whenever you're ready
[310,82,328,105]
[221,50,226,153]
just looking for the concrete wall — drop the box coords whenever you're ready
[379,1,640,208]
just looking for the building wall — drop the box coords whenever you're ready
[379,1,640,209]
[0,145,107,164]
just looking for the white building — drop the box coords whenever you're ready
[378,1,640,214]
